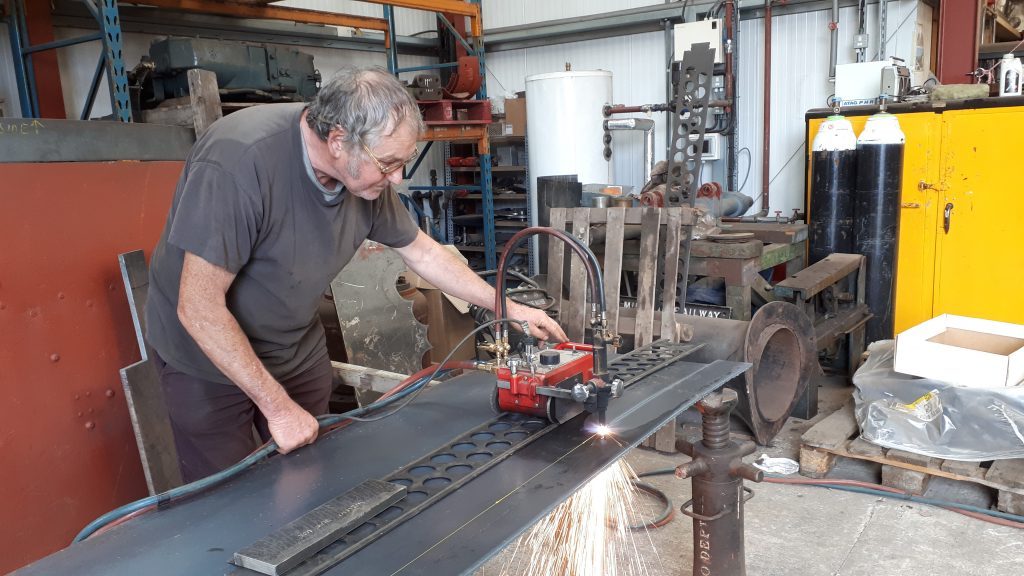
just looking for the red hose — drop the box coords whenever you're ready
[377,360,478,401]
[494,227,600,326]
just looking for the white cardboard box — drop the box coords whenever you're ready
[894,314,1024,388]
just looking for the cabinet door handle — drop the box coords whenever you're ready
[943,202,954,234]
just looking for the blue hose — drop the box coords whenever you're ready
[635,467,1024,525]
[73,371,447,543]
[791,480,1024,524]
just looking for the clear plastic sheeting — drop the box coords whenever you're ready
[853,340,1024,461]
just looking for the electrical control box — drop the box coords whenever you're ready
[689,132,722,161]
[836,59,911,106]
[674,19,724,64]
[835,60,892,106]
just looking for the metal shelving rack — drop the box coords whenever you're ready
[444,133,534,275]
[6,0,131,122]
[5,0,390,122]
[384,0,497,271]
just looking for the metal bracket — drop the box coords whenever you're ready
[679,485,754,521]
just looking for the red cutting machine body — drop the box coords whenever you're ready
[494,343,595,421]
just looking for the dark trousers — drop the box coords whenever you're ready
[152,351,332,483]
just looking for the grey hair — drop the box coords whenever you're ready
[305,67,424,148]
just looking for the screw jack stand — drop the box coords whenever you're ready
[675,388,763,576]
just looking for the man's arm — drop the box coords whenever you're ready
[177,252,319,454]
[394,231,568,342]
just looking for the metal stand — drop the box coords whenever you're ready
[675,388,763,576]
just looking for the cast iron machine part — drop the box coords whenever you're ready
[486,226,622,426]
[675,388,763,576]
[128,37,320,113]
[682,300,817,444]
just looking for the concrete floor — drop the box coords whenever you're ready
[478,378,1024,576]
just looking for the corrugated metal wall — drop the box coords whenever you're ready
[484,0,920,215]
[737,0,920,215]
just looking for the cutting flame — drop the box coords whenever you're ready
[596,425,612,438]
[497,460,662,576]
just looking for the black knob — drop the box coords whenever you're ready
[539,350,561,366]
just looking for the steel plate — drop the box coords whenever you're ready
[13,359,747,576]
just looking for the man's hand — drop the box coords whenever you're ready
[265,401,320,454]
[509,302,568,343]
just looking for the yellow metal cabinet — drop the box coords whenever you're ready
[806,103,1024,332]
[933,108,1024,323]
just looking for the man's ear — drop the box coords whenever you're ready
[327,128,348,158]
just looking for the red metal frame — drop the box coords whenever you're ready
[24,0,66,118]
[937,0,980,84]
[0,161,181,573]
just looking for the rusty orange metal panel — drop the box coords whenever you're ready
[0,161,181,573]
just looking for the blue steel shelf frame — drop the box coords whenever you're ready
[6,0,131,122]
[384,0,496,271]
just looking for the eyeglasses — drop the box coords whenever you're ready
[361,141,419,175]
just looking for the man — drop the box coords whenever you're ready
[146,67,566,483]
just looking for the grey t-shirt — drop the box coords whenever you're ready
[146,103,419,384]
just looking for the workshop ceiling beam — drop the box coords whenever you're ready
[355,0,482,37]
[484,0,884,53]
[358,0,479,18]
[124,0,389,32]
[52,0,438,57]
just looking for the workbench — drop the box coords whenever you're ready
[690,223,807,320]
[14,359,745,576]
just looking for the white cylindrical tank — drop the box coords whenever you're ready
[525,70,612,272]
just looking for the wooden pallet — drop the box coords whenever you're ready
[799,401,1024,514]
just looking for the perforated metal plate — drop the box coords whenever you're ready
[279,413,555,576]
[665,42,715,207]
[610,339,705,387]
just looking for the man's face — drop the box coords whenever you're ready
[330,121,419,200]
